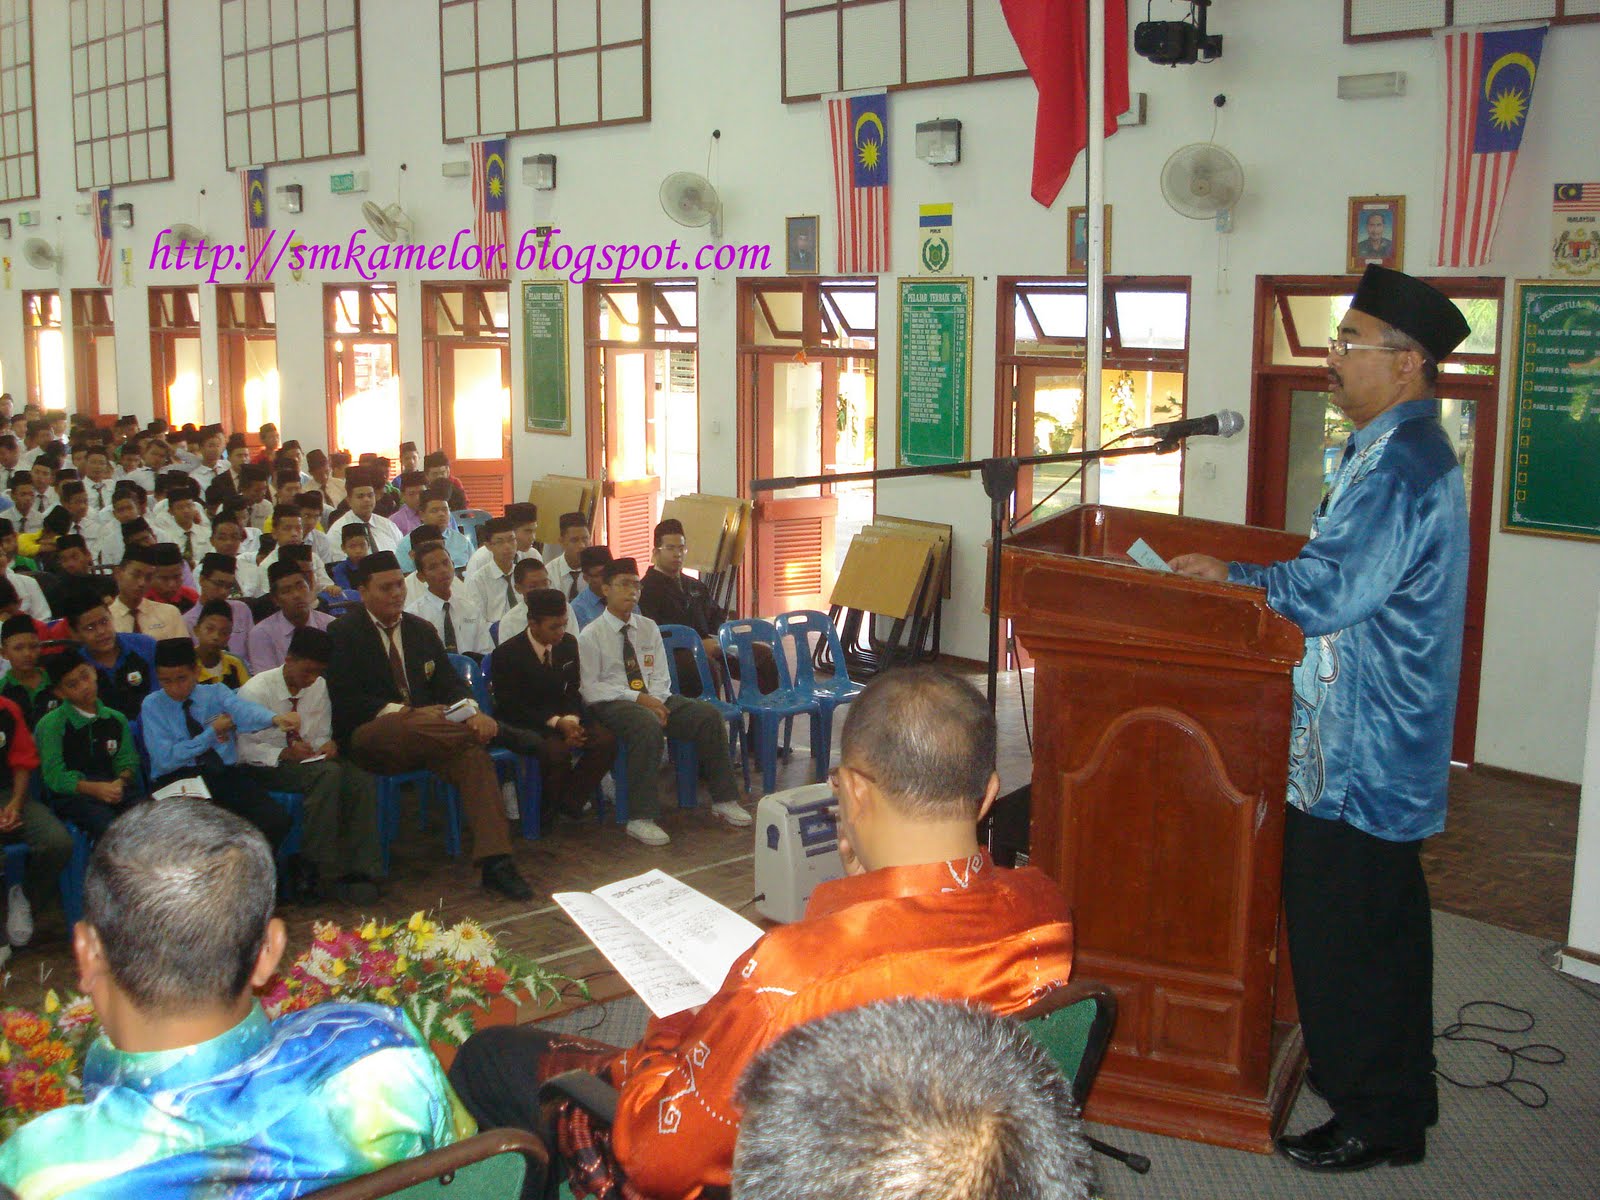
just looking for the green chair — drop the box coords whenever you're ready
[1020,980,1151,1175]
[305,1129,547,1199]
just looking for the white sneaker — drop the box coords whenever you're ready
[501,780,520,821]
[625,819,671,846]
[711,801,753,828]
[6,885,32,947]
[601,776,617,804]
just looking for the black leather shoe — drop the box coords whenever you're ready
[481,855,533,901]
[282,855,322,905]
[1277,1119,1425,1172]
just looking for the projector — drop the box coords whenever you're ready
[1134,1,1222,66]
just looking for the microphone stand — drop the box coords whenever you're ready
[751,441,1175,709]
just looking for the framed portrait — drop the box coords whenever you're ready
[1068,205,1112,274]
[786,215,819,275]
[1347,195,1404,273]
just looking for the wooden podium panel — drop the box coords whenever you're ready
[1001,505,1310,1153]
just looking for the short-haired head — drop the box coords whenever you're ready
[733,998,1092,1200]
[839,666,996,818]
[653,517,685,548]
[559,511,588,535]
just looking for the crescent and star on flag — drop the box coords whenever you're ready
[854,110,884,171]
[1484,50,1536,131]
[249,176,266,220]
[486,151,506,199]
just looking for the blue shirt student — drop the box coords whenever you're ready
[1228,397,1468,843]
[395,526,474,574]
[570,585,605,631]
[79,631,158,722]
[139,680,279,777]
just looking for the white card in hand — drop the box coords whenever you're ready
[1126,538,1173,572]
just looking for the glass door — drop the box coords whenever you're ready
[324,285,400,461]
[423,283,512,513]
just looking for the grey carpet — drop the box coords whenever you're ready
[538,909,1600,1199]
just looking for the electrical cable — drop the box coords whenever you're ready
[1432,1000,1565,1109]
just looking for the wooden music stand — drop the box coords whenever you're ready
[1000,504,1311,1154]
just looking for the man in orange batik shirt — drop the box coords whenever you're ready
[449,665,1075,1200]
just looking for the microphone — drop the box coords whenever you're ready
[1130,409,1244,442]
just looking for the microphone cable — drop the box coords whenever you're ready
[1432,999,1566,1109]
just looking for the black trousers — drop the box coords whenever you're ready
[1282,805,1437,1145]
[154,766,292,853]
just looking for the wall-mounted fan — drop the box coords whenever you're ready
[659,171,722,240]
[22,237,60,271]
[362,200,415,243]
[1160,143,1245,229]
[162,223,208,248]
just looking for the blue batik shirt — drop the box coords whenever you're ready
[1228,397,1468,842]
[0,1002,474,1199]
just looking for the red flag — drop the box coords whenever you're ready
[1436,25,1546,268]
[472,138,509,280]
[1000,0,1128,208]
[242,167,268,282]
[95,188,113,287]
[828,93,890,273]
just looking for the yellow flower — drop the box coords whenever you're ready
[360,921,378,941]
[380,924,398,938]
[42,991,59,1015]
[0,1041,10,1064]
[330,959,348,978]
[395,957,409,974]
[375,986,397,1004]
[407,911,427,932]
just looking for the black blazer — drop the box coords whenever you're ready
[327,607,471,746]
[488,631,582,730]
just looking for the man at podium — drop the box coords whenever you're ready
[1173,266,1470,1174]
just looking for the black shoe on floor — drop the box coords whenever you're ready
[481,854,533,901]
[333,874,382,906]
[1277,1119,1425,1172]
[283,855,322,905]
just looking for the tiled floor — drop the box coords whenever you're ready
[0,671,1582,1013]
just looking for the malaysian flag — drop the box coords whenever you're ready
[1437,24,1546,268]
[95,188,113,286]
[1554,182,1600,211]
[829,93,890,274]
[242,167,268,281]
[473,137,508,280]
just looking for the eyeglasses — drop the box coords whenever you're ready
[1327,337,1409,358]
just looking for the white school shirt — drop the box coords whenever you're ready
[236,669,333,765]
[492,594,577,645]
[324,510,402,562]
[464,543,540,580]
[467,562,521,627]
[577,608,672,704]
[545,550,583,600]
[405,584,491,656]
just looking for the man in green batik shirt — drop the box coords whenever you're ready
[0,799,473,1199]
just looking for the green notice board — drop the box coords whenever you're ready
[1504,280,1600,541]
[897,277,973,467]
[522,281,570,434]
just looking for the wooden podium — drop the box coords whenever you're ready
[999,504,1310,1153]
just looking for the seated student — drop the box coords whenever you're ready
[321,449,350,510]
[150,479,209,568]
[569,545,612,632]
[0,520,49,620]
[329,522,371,593]
[0,684,71,957]
[490,557,579,645]
[28,456,58,513]
[140,637,294,853]
[543,511,590,599]
[271,468,302,513]
[576,557,751,847]
[257,505,341,602]
[41,480,91,544]
[389,471,427,536]
[0,577,62,645]
[451,666,1075,1199]
[465,502,539,581]
[326,551,532,901]
[732,999,1095,1200]
[422,451,469,511]
[108,546,186,640]
[246,560,335,673]
[36,649,145,840]
[184,553,255,665]
[66,593,158,723]
[193,600,251,689]
[208,510,264,598]
[0,615,58,727]
[38,531,112,613]
[465,516,523,627]
[295,490,333,561]
[324,467,402,561]
[404,538,490,656]
[395,489,472,573]
[146,541,199,614]
[489,589,616,824]
[237,626,383,905]
[0,799,474,1196]
[8,471,43,535]
[641,518,778,696]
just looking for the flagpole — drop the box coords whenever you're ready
[1083,0,1107,503]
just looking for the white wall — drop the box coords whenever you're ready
[1564,602,1600,981]
[3,0,1596,780]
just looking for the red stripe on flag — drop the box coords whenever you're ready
[470,141,506,281]
[827,96,889,274]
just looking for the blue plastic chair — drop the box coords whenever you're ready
[270,790,307,859]
[718,618,824,793]
[449,652,531,832]
[453,509,493,547]
[475,652,547,841]
[59,824,93,926]
[659,623,749,791]
[772,610,863,778]
[376,769,446,871]
[606,737,699,825]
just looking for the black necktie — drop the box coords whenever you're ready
[567,570,579,599]
[621,624,645,692]
[384,624,411,702]
[182,698,226,771]
[504,575,516,609]
[442,600,457,653]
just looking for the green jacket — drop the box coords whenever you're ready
[34,701,140,795]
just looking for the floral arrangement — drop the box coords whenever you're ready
[259,910,581,1048]
[0,990,98,1141]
